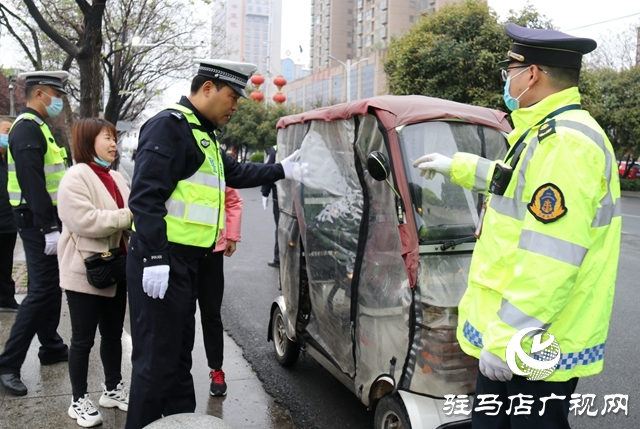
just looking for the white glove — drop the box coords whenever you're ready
[479,349,513,382]
[262,195,268,210]
[412,153,453,180]
[280,149,302,180]
[142,265,170,299]
[44,231,61,255]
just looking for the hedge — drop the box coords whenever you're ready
[620,179,640,192]
[249,151,264,163]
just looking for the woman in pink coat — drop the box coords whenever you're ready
[196,186,242,396]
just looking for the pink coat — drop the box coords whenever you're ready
[214,187,242,252]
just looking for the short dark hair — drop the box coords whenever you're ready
[72,118,117,164]
[541,65,580,90]
[190,75,226,94]
[25,84,47,99]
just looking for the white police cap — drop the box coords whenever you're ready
[18,70,69,95]
[194,59,257,98]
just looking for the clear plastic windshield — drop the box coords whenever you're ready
[398,121,508,245]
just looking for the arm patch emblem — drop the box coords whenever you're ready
[527,183,567,223]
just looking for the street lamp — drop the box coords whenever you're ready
[328,55,369,103]
[8,82,15,117]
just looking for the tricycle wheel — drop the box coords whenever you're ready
[374,393,411,429]
[271,306,300,367]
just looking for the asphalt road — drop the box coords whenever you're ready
[222,188,639,429]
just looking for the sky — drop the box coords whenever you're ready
[280,0,640,68]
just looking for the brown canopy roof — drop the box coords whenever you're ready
[276,95,512,133]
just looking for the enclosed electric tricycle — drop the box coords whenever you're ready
[268,95,511,429]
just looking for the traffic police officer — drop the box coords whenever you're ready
[261,145,280,267]
[0,71,70,396]
[126,58,300,429]
[414,24,620,428]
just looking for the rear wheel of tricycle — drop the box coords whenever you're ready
[271,306,300,367]
[374,393,411,429]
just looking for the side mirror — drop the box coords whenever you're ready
[367,151,390,182]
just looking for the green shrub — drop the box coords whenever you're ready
[620,179,640,192]
[249,151,264,163]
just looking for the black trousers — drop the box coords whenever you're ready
[0,212,66,374]
[0,231,17,304]
[472,372,579,429]
[272,197,279,263]
[66,282,127,401]
[126,237,204,429]
[197,251,224,370]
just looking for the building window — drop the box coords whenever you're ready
[347,43,352,48]
[365,35,372,47]
[248,5,253,12]
[257,7,262,13]
[410,1,415,7]
[365,9,372,20]
[409,15,414,22]
[348,9,353,14]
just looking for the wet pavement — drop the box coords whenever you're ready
[0,238,296,429]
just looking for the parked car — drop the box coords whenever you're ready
[268,95,512,429]
[618,160,640,179]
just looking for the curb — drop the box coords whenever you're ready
[621,190,640,198]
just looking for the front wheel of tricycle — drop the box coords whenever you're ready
[374,393,411,429]
[271,306,300,367]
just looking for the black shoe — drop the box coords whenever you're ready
[0,299,19,312]
[267,260,280,268]
[40,348,69,366]
[0,373,28,396]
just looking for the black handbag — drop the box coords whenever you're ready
[70,234,126,289]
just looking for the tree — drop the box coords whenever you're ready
[220,97,301,162]
[384,1,556,111]
[0,70,26,116]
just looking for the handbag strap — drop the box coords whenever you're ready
[68,232,86,261]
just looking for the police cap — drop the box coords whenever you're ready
[18,70,69,95]
[194,59,257,98]
[501,23,597,69]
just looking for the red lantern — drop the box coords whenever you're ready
[250,91,264,102]
[250,73,265,87]
[273,75,287,91]
[273,92,286,104]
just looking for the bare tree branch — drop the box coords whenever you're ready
[22,0,78,56]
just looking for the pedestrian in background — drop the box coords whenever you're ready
[261,145,279,268]
[125,58,301,428]
[198,186,242,396]
[0,117,19,312]
[414,24,621,429]
[57,118,132,427]
[0,71,70,396]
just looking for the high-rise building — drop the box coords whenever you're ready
[210,0,283,99]
[288,0,468,108]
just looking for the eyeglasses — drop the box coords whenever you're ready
[500,65,548,82]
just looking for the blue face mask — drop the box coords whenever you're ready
[40,92,64,118]
[0,134,8,149]
[93,156,111,168]
[503,68,530,111]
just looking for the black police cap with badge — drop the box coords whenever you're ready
[18,70,69,95]
[501,23,597,69]
[194,59,257,99]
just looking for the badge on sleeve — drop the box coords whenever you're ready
[527,183,567,223]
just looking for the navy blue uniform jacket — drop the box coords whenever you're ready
[129,96,284,266]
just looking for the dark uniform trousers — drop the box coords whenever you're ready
[0,232,17,302]
[197,250,224,370]
[126,235,205,429]
[0,210,67,374]
[472,372,578,429]
[272,196,280,264]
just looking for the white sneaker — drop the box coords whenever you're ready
[68,394,103,428]
[99,381,129,411]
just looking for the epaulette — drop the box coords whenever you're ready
[538,119,556,142]
[169,111,184,121]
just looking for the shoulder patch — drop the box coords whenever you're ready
[170,111,184,120]
[537,119,556,142]
[527,183,567,223]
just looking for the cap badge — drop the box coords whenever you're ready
[200,139,210,148]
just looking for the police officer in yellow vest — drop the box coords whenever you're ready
[0,71,70,396]
[125,59,300,429]
[413,24,620,428]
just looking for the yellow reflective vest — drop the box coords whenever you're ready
[6,112,68,206]
[451,87,621,381]
[159,103,225,247]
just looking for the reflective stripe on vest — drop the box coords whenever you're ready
[161,103,226,247]
[6,113,67,206]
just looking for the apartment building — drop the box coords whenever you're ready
[287,0,467,108]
